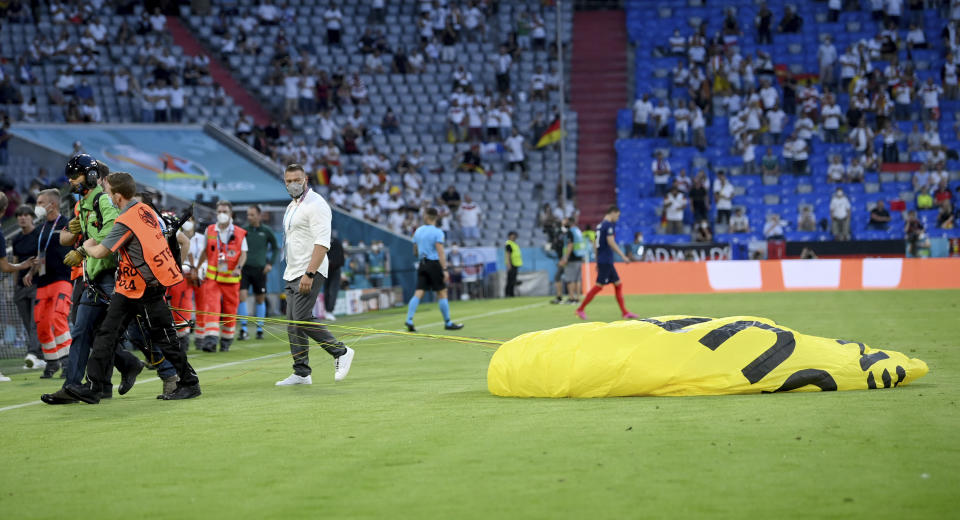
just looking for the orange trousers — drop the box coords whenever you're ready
[36,280,72,361]
[167,280,195,338]
[199,278,239,341]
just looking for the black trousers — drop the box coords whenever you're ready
[324,266,341,313]
[505,266,518,297]
[88,285,198,389]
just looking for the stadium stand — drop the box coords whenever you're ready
[617,0,960,249]
[1,1,578,248]
[178,0,579,247]
[0,4,243,128]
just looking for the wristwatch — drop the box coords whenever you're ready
[304,271,316,278]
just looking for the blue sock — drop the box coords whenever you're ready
[406,296,420,324]
[438,298,451,324]
[255,302,266,331]
[237,300,248,329]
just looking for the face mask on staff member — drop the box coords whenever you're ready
[286,180,305,198]
[216,212,231,225]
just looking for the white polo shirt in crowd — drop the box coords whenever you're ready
[283,189,331,280]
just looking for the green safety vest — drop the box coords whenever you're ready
[570,226,587,257]
[505,239,523,267]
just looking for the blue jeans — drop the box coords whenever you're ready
[66,278,116,387]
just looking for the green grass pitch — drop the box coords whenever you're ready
[1,290,957,519]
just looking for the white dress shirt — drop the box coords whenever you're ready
[283,189,332,280]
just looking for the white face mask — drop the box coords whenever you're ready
[286,180,305,198]
[181,220,194,233]
[217,213,230,225]
[34,205,47,221]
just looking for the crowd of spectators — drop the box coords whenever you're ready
[631,1,960,241]
[0,3,215,125]
[213,1,574,243]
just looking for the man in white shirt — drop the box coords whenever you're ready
[149,8,166,33]
[257,0,279,24]
[168,78,185,123]
[765,103,787,144]
[504,128,527,174]
[920,78,943,121]
[673,100,690,145]
[818,36,838,87]
[495,45,512,94]
[713,171,734,224]
[829,188,852,241]
[651,100,671,138]
[758,79,779,110]
[458,194,482,240]
[276,164,354,386]
[663,185,687,235]
[821,94,843,143]
[325,5,344,46]
[153,79,170,123]
[651,151,671,197]
[462,1,485,41]
[839,46,858,91]
[447,100,466,142]
[729,207,750,233]
[632,93,653,137]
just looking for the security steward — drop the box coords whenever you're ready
[237,204,278,341]
[41,154,142,404]
[65,172,200,403]
[194,200,247,352]
[504,231,522,297]
[25,189,73,377]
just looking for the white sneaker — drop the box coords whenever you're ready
[0,371,11,382]
[24,353,46,370]
[334,347,355,382]
[324,310,337,321]
[275,374,312,386]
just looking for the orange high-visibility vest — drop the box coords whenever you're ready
[204,224,246,284]
[113,202,184,298]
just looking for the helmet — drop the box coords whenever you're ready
[65,154,103,192]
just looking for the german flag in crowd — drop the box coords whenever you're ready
[536,118,564,148]
[315,166,330,185]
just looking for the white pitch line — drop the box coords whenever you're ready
[0,300,547,414]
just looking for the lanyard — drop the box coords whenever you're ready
[37,215,62,256]
[283,191,308,234]
[214,223,232,260]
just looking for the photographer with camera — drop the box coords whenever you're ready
[543,220,566,304]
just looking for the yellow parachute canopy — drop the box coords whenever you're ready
[487,316,929,398]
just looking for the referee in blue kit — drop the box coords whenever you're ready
[404,208,464,332]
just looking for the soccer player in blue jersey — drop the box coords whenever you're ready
[405,208,464,332]
[576,205,638,320]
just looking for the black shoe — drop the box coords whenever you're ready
[550,297,563,304]
[444,322,464,330]
[41,360,59,379]
[256,330,264,340]
[64,383,101,405]
[118,362,144,395]
[98,390,113,400]
[41,388,78,405]
[158,384,201,400]
[201,340,216,352]
[219,339,232,352]
[405,321,416,332]
[238,329,249,341]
